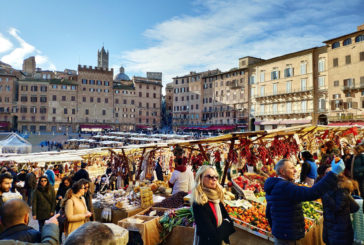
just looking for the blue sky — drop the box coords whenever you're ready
[0,0,363,84]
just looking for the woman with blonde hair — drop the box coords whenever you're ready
[191,165,235,245]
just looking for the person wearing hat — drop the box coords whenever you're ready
[72,162,90,182]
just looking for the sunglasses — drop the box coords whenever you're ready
[205,174,219,180]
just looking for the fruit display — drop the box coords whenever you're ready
[232,175,264,193]
[154,191,188,208]
[159,207,193,238]
[302,201,322,221]
[304,218,314,231]
[225,202,271,235]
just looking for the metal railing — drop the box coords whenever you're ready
[329,114,364,122]
[342,84,364,90]
[254,87,313,99]
[255,109,313,116]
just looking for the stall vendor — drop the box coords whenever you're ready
[168,157,194,195]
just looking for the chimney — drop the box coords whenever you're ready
[358,24,364,31]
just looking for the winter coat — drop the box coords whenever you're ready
[56,183,70,200]
[192,202,235,245]
[0,224,41,242]
[352,153,364,199]
[32,186,56,221]
[72,169,90,182]
[0,223,59,245]
[264,171,338,241]
[322,178,360,245]
[65,195,88,236]
[24,173,36,190]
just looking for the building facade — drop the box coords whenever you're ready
[323,26,364,125]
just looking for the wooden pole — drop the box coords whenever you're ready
[198,144,209,162]
[221,138,235,186]
[121,148,131,181]
[136,148,146,180]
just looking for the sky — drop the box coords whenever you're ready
[0,0,363,86]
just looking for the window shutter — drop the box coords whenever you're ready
[353,78,355,86]
[291,68,294,76]
[344,79,347,86]
[343,102,348,109]
[278,71,280,79]
[332,95,335,99]
[331,100,335,110]
[338,94,341,99]
[353,102,358,109]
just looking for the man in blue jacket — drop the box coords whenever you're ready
[265,158,344,245]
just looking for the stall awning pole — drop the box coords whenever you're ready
[221,138,235,186]
[198,144,209,162]
[136,148,146,180]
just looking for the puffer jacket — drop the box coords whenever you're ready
[264,171,337,240]
[32,186,56,221]
[322,178,360,245]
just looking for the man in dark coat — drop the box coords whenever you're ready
[24,169,37,206]
[73,162,90,182]
[0,199,41,242]
[0,172,13,233]
[265,158,345,245]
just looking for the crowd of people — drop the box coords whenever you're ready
[0,161,120,245]
[0,137,362,245]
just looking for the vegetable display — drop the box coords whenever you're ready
[154,191,188,208]
[159,207,193,238]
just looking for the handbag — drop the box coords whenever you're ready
[57,208,68,232]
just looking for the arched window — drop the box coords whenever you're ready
[343,38,352,46]
[355,34,364,43]
[332,42,340,49]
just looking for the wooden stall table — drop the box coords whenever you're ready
[94,206,145,224]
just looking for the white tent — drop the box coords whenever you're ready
[0,133,32,154]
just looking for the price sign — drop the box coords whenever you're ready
[242,190,258,202]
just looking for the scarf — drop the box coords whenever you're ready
[175,165,186,172]
[202,187,223,227]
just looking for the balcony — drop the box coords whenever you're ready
[342,84,364,92]
[254,87,313,100]
[317,108,328,114]
[255,109,313,117]
[329,114,364,122]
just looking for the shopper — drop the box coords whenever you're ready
[351,141,364,198]
[169,157,194,195]
[55,176,72,213]
[0,199,41,242]
[79,179,94,221]
[72,162,90,182]
[0,172,14,233]
[24,168,36,206]
[265,158,344,245]
[322,171,359,245]
[63,222,115,245]
[191,165,235,245]
[45,166,55,186]
[299,151,317,186]
[0,213,59,245]
[64,180,92,237]
[32,176,56,232]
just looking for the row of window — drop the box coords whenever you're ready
[81,79,110,86]
[333,77,364,87]
[115,90,135,95]
[138,84,157,90]
[333,52,364,67]
[174,75,202,85]
[174,94,200,102]
[138,118,157,124]
[0,77,11,82]
[174,104,199,111]
[332,35,364,49]
[0,97,10,103]
[138,92,157,98]
[259,101,309,114]
[21,96,48,102]
[138,102,158,109]
[82,87,109,93]
[115,113,135,118]
[174,114,200,119]
[115,99,135,105]
[139,111,158,116]
[0,85,11,92]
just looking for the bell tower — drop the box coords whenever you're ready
[97,46,109,69]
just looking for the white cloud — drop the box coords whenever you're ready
[0,28,56,70]
[120,0,362,84]
[0,33,13,53]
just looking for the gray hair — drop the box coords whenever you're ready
[275,159,289,176]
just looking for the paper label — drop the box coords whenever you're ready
[242,190,258,202]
